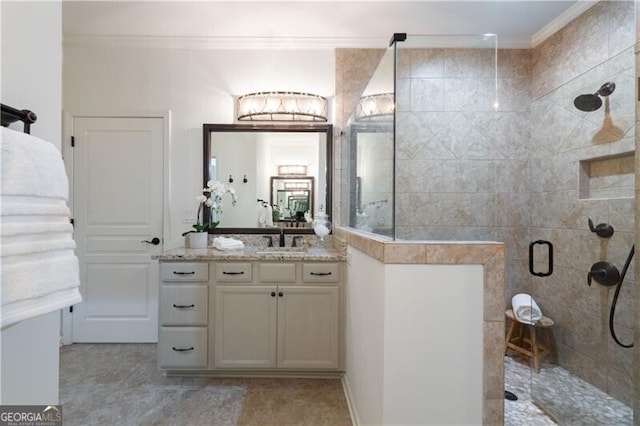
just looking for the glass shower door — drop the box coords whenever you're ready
[526,2,636,423]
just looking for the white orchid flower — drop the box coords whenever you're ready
[185,180,238,235]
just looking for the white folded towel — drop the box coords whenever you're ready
[213,236,244,251]
[1,127,68,199]
[512,293,543,325]
[1,127,82,328]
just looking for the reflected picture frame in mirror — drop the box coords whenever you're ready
[203,123,333,234]
[270,176,314,228]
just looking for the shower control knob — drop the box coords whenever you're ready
[588,218,614,238]
[587,262,620,287]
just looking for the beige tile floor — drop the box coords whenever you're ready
[60,344,353,426]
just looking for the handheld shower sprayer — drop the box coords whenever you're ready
[609,245,634,348]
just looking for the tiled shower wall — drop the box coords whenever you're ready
[529,0,636,406]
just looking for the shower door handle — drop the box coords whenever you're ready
[529,240,553,277]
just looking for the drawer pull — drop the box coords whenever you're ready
[172,347,194,352]
[222,271,245,275]
[173,271,196,275]
[172,304,195,309]
[310,272,332,276]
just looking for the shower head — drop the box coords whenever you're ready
[573,81,616,112]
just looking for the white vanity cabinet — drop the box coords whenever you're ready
[157,262,209,368]
[214,262,341,370]
[157,258,344,374]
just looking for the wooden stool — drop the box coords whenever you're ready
[504,309,555,373]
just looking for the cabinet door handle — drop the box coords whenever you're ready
[172,347,194,352]
[222,271,244,275]
[172,304,195,309]
[310,272,332,276]
[278,291,284,297]
[173,271,195,275]
[271,292,276,297]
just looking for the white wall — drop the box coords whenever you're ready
[0,311,61,404]
[63,45,334,247]
[383,264,483,425]
[0,0,62,405]
[344,247,484,425]
[344,247,386,425]
[1,1,62,148]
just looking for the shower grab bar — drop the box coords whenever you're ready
[529,240,553,277]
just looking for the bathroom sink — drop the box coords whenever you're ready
[255,247,308,255]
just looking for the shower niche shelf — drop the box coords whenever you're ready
[578,152,634,200]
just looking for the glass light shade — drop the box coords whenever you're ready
[284,182,310,189]
[355,92,395,121]
[237,92,328,121]
[278,165,307,176]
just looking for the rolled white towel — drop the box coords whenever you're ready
[212,236,244,251]
[512,293,543,325]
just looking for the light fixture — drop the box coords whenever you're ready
[278,165,307,176]
[284,182,310,190]
[355,92,394,121]
[237,92,328,122]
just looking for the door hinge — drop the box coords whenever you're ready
[71,136,75,147]
[69,306,73,313]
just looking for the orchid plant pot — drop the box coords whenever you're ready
[186,232,208,249]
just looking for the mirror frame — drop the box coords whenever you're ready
[203,123,333,234]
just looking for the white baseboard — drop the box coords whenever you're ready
[341,375,360,426]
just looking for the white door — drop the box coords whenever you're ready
[72,117,164,342]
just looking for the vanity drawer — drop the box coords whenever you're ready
[158,327,208,368]
[303,263,339,283]
[161,262,209,282]
[215,262,252,282]
[258,263,296,282]
[160,285,208,326]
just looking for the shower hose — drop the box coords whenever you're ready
[609,245,635,348]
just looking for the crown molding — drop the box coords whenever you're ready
[64,34,536,50]
[62,34,390,50]
[531,0,598,48]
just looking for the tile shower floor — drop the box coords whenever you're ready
[60,344,352,425]
[505,356,632,425]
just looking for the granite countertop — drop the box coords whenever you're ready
[153,246,346,262]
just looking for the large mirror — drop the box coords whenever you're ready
[203,124,333,233]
